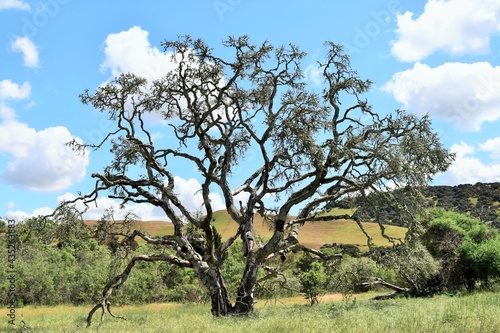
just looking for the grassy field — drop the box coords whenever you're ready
[3,291,500,332]
[86,209,407,251]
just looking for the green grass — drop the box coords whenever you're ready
[3,292,500,332]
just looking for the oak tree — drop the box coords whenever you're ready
[63,35,453,325]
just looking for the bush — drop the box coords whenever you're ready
[294,254,328,305]
[328,256,377,296]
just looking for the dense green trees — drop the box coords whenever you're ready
[0,216,210,307]
[368,208,500,297]
[295,254,328,305]
[421,209,500,291]
[329,182,500,227]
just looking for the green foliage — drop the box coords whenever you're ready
[420,208,500,292]
[475,237,500,277]
[0,219,6,233]
[294,254,328,305]
[0,217,208,307]
[219,240,246,295]
[381,242,441,296]
[0,230,113,306]
[328,256,377,298]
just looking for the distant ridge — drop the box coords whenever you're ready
[329,182,500,228]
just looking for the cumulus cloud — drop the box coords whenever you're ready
[100,26,176,81]
[0,0,30,10]
[0,79,31,100]
[0,80,89,192]
[0,120,37,156]
[172,176,225,213]
[480,137,500,160]
[11,37,39,68]
[56,176,227,221]
[6,206,54,222]
[383,61,500,131]
[2,126,89,191]
[442,141,500,185]
[99,26,229,123]
[391,0,500,62]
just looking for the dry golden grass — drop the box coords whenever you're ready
[86,209,407,250]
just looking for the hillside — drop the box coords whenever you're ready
[85,183,500,250]
[328,182,500,227]
[426,182,500,225]
[90,210,406,251]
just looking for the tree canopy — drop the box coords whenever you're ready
[61,35,453,325]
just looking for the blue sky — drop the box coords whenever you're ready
[1,0,500,221]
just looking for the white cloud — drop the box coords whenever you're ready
[2,126,89,191]
[11,36,39,68]
[480,137,500,160]
[57,175,228,221]
[0,120,37,157]
[0,0,30,10]
[99,26,231,125]
[0,79,31,100]
[0,104,17,122]
[6,206,54,222]
[442,141,500,185]
[383,61,500,131]
[391,0,500,62]
[0,79,89,192]
[304,64,322,85]
[101,26,176,81]
[173,176,225,213]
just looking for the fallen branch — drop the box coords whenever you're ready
[360,277,410,300]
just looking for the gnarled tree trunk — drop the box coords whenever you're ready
[208,267,233,316]
[232,253,260,315]
[191,257,233,316]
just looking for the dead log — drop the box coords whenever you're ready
[360,278,410,300]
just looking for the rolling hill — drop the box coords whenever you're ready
[328,182,500,228]
[87,210,407,251]
[87,182,500,251]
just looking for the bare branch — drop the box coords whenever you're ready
[86,253,191,327]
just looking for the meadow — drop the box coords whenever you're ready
[2,291,500,333]
[86,209,407,251]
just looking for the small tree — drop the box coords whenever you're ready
[382,242,441,297]
[295,253,336,305]
[297,259,327,305]
[61,35,453,325]
[330,256,377,300]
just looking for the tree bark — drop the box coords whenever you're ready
[232,253,259,315]
[192,258,233,316]
[209,267,233,316]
